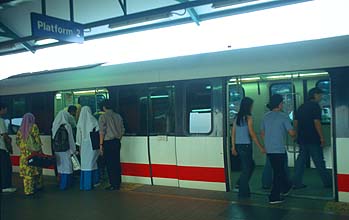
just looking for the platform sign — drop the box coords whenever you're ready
[31,12,84,43]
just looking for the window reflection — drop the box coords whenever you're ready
[187,83,212,134]
[270,83,295,120]
[316,80,331,123]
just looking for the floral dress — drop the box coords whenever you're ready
[16,124,43,194]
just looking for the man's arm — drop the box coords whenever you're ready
[313,104,325,146]
[314,119,325,146]
[99,115,106,155]
[293,120,298,130]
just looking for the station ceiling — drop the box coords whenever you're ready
[0,0,309,56]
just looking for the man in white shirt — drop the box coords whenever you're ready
[0,102,16,193]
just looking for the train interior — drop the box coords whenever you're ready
[54,89,109,117]
[226,71,334,200]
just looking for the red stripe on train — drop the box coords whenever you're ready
[11,155,226,183]
[121,163,151,177]
[338,174,349,192]
[152,164,178,179]
[178,166,226,182]
[121,163,226,183]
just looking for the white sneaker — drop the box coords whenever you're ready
[93,183,101,188]
[2,187,17,193]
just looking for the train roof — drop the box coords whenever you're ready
[1,35,349,96]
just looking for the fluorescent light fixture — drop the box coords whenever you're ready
[73,90,96,95]
[299,72,328,77]
[1,0,349,80]
[212,0,274,9]
[109,12,171,29]
[150,95,169,99]
[35,39,59,45]
[229,77,260,82]
[55,94,62,99]
[191,108,212,113]
[266,74,292,79]
[241,77,260,81]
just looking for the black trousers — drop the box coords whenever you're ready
[0,149,13,189]
[267,153,291,200]
[103,139,121,187]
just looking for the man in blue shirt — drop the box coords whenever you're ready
[261,94,296,204]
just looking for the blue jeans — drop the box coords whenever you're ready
[262,153,290,188]
[236,144,255,197]
[293,144,332,187]
[268,153,292,200]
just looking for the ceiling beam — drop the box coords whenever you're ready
[0,0,311,56]
[118,0,127,15]
[0,22,36,53]
[84,0,218,29]
[0,31,13,38]
[176,0,200,26]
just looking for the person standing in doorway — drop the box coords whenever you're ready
[261,94,296,204]
[231,97,266,198]
[52,110,76,190]
[99,100,125,191]
[293,87,332,189]
[76,106,100,190]
[0,103,17,193]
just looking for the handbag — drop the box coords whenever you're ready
[71,154,81,171]
[28,152,56,168]
[90,127,100,150]
[26,134,41,152]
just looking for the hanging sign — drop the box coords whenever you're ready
[31,12,84,43]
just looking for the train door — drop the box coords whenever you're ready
[118,81,225,190]
[147,85,178,186]
[226,72,334,200]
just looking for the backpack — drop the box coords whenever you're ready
[53,124,70,152]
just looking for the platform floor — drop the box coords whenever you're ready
[1,175,348,220]
[231,166,333,199]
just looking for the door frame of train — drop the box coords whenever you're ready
[146,84,179,187]
[225,72,336,200]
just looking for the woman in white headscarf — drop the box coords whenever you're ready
[52,110,76,190]
[76,106,100,190]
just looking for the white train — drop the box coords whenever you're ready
[1,35,349,203]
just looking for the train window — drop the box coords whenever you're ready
[187,83,212,134]
[270,83,295,120]
[316,80,331,123]
[54,89,109,118]
[1,93,53,135]
[149,87,175,134]
[12,97,26,118]
[228,85,245,124]
[119,87,147,135]
[28,93,54,135]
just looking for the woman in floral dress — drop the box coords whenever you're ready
[16,113,43,195]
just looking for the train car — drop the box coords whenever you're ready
[0,35,349,203]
